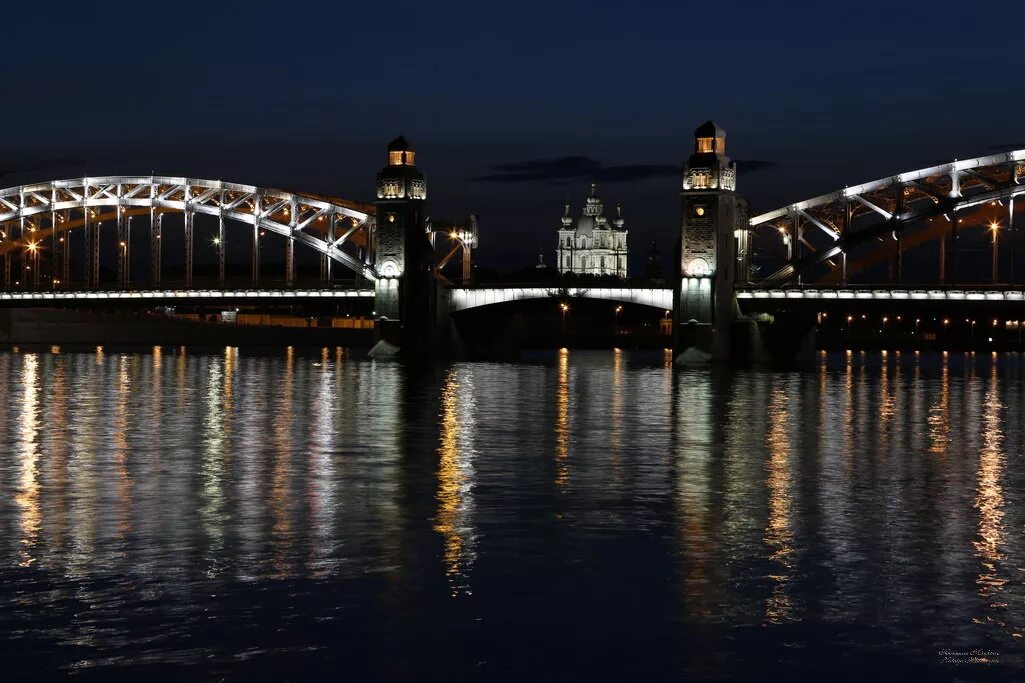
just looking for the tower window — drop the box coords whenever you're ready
[388,150,416,166]
[695,136,725,154]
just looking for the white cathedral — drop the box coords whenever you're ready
[556,183,629,277]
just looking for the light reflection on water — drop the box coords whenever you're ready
[0,348,1023,679]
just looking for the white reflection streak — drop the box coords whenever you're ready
[201,355,227,572]
[15,354,42,567]
[113,356,134,544]
[308,347,337,577]
[435,367,478,595]
[675,371,714,619]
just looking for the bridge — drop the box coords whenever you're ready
[1,126,1023,360]
[0,176,379,290]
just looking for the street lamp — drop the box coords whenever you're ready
[614,305,622,335]
[990,221,1000,282]
[777,226,792,260]
[560,302,569,334]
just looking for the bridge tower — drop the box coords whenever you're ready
[674,121,748,361]
[372,135,436,354]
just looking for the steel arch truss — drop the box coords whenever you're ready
[0,176,378,283]
[750,149,1025,287]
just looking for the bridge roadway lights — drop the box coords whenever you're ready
[735,288,1025,303]
[0,289,375,305]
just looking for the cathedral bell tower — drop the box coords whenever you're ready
[373,135,435,353]
[674,121,746,360]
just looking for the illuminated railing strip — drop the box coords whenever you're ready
[736,289,1025,302]
[0,289,374,302]
[449,286,674,312]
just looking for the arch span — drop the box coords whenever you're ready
[449,286,674,312]
[749,149,1025,286]
[0,176,378,281]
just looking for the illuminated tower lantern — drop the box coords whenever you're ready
[373,136,434,352]
[675,121,748,360]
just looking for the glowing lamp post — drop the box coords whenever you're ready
[990,222,1000,282]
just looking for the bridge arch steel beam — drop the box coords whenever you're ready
[0,176,378,282]
[750,149,1025,287]
[449,286,674,313]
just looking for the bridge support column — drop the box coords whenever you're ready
[252,225,260,285]
[673,121,745,363]
[217,214,225,286]
[151,211,162,284]
[60,211,70,286]
[946,209,957,284]
[85,215,101,289]
[1009,197,1016,284]
[323,214,336,283]
[184,210,194,287]
[117,209,131,288]
[2,254,9,290]
[285,237,295,287]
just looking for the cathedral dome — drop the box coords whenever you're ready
[613,203,625,229]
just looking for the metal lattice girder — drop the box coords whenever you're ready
[0,176,378,282]
[752,149,1025,286]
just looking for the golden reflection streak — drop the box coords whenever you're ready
[270,346,296,577]
[879,351,894,435]
[975,363,1006,613]
[928,352,951,457]
[764,385,794,622]
[610,347,624,476]
[554,348,570,487]
[15,354,41,567]
[434,368,478,594]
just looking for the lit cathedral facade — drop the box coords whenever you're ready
[556,183,628,277]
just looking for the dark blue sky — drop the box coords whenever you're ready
[5,1,1024,270]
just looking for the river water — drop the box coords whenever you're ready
[0,347,1022,681]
